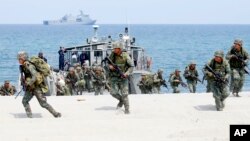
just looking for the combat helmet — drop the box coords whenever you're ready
[234,39,243,46]
[157,69,163,73]
[17,51,29,60]
[112,41,124,49]
[214,50,224,58]
[189,60,196,65]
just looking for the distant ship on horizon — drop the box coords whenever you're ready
[43,10,96,25]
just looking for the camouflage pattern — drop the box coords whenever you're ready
[84,67,94,92]
[109,50,133,114]
[152,71,164,93]
[0,83,16,96]
[21,61,61,118]
[183,64,199,93]
[137,74,152,94]
[92,70,106,95]
[65,68,78,95]
[204,54,230,111]
[75,67,85,95]
[169,71,183,93]
[226,43,249,96]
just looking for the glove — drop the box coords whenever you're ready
[207,72,213,77]
[231,54,237,59]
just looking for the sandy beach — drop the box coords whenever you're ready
[1,92,250,141]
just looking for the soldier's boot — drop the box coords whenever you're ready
[43,104,61,118]
[24,105,32,118]
[111,94,123,109]
[122,95,130,114]
[236,93,241,97]
[215,99,223,111]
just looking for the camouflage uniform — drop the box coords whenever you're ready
[204,51,230,111]
[152,69,164,94]
[84,67,94,92]
[137,74,152,94]
[108,42,133,114]
[202,68,213,93]
[183,62,199,93]
[0,81,16,96]
[226,39,249,97]
[65,67,78,95]
[92,67,106,95]
[17,51,61,118]
[75,66,85,95]
[56,78,70,96]
[170,70,183,93]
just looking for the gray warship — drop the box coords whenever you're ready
[43,10,96,25]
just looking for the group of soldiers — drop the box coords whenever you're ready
[138,39,249,111]
[56,63,108,96]
[1,38,249,117]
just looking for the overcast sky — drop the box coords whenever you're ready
[0,0,250,24]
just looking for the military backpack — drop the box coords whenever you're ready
[29,56,51,77]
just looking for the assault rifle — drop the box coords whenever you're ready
[102,57,126,78]
[15,65,26,99]
[232,50,250,75]
[180,81,188,88]
[188,73,203,84]
[160,79,169,91]
[204,64,228,86]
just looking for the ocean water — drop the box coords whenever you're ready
[0,24,250,93]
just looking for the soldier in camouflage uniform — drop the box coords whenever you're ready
[202,66,213,93]
[17,51,61,118]
[65,67,78,95]
[75,66,85,95]
[226,39,249,97]
[204,51,230,111]
[0,80,16,96]
[84,66,94,92]
[170,69,183,93]
[152,69,164,94]
[108,42,133,114]
[137,74,152,94]
[183,61,199,93]
[92,66,106,95]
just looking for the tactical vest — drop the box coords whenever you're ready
[229,48,247,68]
[109,52,132,77]
[209,59,228,77]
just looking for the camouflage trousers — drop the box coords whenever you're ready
[171,85,180,93]
[110,77,129,111]
[206,79,212,93]
[94,85,104,95]
[211,81,229,110]
[139,86,152,94]
[152,86,161,94]
[22,87,59,117]
[230,68,245,94]
[187,80,197,93]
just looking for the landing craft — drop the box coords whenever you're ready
[60,25,153,94]
[17,25,153,95]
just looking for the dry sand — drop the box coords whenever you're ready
[1,92,250,141]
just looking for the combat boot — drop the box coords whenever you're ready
[236,93,241,97]
[54,112,62,118]
[25,105,32,118]
[117,100,123,109]
[124,109,130,114]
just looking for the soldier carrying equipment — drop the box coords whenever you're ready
[204,64,229,86]
[232,50,250,75]
[102,57,126,79]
